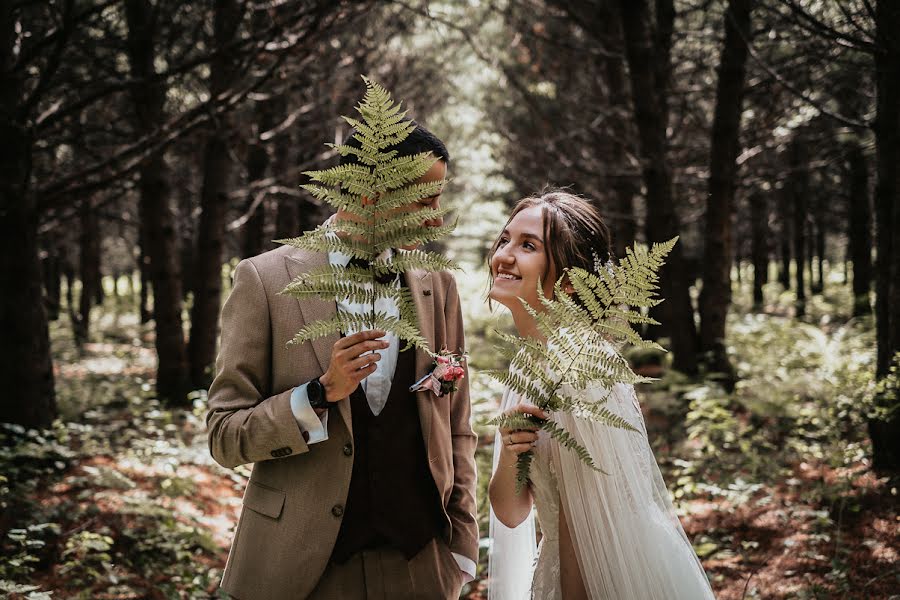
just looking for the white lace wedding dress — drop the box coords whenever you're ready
[490,378,716,599]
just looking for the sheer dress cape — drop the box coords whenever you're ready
[488,363,716,599]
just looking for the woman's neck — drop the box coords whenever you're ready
[510,306,546,342]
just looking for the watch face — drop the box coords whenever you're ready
[309,378,326,408]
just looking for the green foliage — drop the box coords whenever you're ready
[490,238,677,491]
[59,531,114,586]
[278,77,458,352]
[871,351,900,423]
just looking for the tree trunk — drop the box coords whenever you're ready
[789,139,808,318]
[125,0,190,403]
[242,138,268,258]
[188,0,244,389]
[277,141,310,239]
[242,94,277,259]
[42,245,62,322]
[813,206,825,294]
[846,140,872,316]
[618,0,698,375]
[750,191,768,310]
[778,186,791,290]
[74,197,101,345]
[138,228,152,324]
[871,0,900,472]
[698,0,753,385]
[0,4,57,427]
[602,7,637,259]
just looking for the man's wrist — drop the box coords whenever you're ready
[319,373,339,403]
[307,377,330,410]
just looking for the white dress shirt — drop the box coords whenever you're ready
[287,248,475,581]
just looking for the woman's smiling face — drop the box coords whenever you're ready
[489,205,558,311]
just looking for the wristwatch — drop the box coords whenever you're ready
[306,377,330,410]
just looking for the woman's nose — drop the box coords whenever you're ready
[494,244,514,264]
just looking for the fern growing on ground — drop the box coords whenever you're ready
[277,77,457,351]
[490,238,677,491]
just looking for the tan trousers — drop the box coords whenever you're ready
[306,538,462,600]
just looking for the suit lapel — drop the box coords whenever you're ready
[284,250,352,436]
[406,270,435,451]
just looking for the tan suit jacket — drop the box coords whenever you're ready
[206,244,478,600]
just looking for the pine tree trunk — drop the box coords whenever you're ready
[277,143,311,239]
[814,207,825,294]
[125,0,190,403]
[75,198,101,346]
[778,187,792,290]
[0,4,57,427]
[138,239,152,323]
[188,0,243,389]
[242,138,268,258]
[618,0,698,375]
[790,139,808,318]
[750,191,768,310]
[847,140,872,316]
[699,0,753,385]
[602,7,637,259]
[871,0,900,473]
[42,246,62,322]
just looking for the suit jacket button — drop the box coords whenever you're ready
[343,443,353,456]
[331,504,344,517]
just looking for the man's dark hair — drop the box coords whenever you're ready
[340,120,450,168]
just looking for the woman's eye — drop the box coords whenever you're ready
[497,238,509,247]
[523,242,535,250]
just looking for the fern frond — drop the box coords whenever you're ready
[375,250,457,274]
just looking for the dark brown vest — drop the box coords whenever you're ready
[331,337,445,563]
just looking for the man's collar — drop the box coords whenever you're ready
[329,247,394,267]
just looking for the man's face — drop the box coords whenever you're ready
[397,158,446,251]
[334,157,447,251]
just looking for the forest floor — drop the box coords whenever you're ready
[2,286,899,599]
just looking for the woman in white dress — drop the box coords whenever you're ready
[487,191,715,599]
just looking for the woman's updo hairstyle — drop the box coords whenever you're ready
[488,190,615,294]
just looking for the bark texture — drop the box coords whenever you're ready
[0,3,57,427]
[698,0,754,383]
[618,0,698,374]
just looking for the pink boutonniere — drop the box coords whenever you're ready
[410,349,467,397]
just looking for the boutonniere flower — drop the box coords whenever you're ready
[410,349,467,397]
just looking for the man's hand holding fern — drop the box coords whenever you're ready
[319,330,389,403]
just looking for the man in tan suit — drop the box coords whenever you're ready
[207,125,478,600]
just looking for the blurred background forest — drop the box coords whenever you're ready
[1,0,899,598]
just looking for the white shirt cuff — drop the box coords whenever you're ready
[452,552,476,583]
[289,383,329,444]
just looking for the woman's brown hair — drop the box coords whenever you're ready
[488,191,614,297]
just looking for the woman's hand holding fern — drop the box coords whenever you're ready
[498,405,548,458]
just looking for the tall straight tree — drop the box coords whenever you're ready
[0,2,56,427]
[846,140,872,316]
[125,0,191,403]
[789,138,808,318]
[871,0,900,472]
[699,0,754,383]
[749,191,768,310]
[617,0,698,374]
[188,0,245,389]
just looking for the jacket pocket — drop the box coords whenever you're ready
[242,480,285,519]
